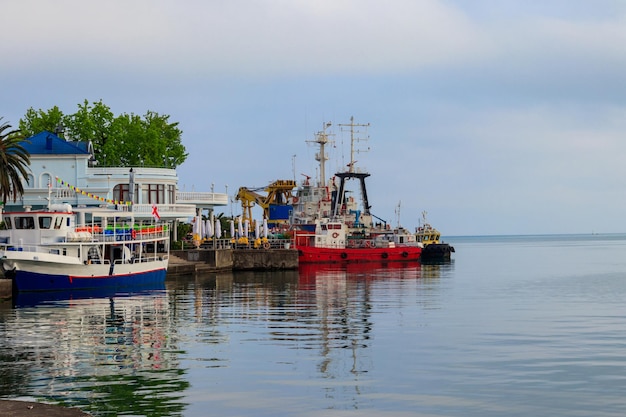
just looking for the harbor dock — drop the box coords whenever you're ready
[168,248,298,275]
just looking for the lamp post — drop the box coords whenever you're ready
[129,168,135,205]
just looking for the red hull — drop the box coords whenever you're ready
[297,245,422,264]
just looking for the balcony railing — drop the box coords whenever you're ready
[176,191,229,206]
[131,204,196,218]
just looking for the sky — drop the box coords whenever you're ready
[3,0,626,236]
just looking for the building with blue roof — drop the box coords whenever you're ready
[7,131,228,221]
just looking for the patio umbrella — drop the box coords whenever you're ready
[215,219,222,239]
[205,219,213,238]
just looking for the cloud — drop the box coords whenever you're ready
[4,0,487,76]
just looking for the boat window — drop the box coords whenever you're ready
[39,216,52,229]
[88,246,100,263]
[15,216,35,230]
[54,217,64,229]
[1,218,10,230]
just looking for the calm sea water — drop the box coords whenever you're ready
[2,234,626,416]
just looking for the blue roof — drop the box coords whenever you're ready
[23,131,90,155]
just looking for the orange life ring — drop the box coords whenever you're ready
[332,232,339,238]
[365,240,371,248]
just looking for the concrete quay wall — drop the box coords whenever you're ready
[168,248,298,275]
[232,249,298,270]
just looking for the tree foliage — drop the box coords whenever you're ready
[19,106,64,137]
[0,119,30,203]
[19,100,188,168]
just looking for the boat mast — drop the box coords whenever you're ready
[334,117,371,216]
[306,122,333,188]
[395,201,402,228]
[338,116,370,173]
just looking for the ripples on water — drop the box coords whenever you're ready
[2,234,626,416]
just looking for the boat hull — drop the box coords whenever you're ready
[420,243,454,262]
[297,245,422,264]
[4,258,168,292]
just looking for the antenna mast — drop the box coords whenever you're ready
[338,116,370,173]
[306,121,334,187]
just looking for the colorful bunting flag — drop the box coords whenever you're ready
[55,177,132,205]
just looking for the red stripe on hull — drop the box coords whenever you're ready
[297,245,421,263]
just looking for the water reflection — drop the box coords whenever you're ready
[0,261,445,416]
[0,288,188,416]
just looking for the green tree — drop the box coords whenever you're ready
[0,119,30,203]
[18,106,64,138]
[19,101,188,168]
[64,99,114,150]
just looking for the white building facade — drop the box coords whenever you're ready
[8,131,228,222]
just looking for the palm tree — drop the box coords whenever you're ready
[0,118,30,204]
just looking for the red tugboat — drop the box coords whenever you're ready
[295,219,422,263]
[292,118,422,264]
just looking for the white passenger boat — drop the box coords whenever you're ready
[0,203,169,292]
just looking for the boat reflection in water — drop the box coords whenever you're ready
[2,284,186,416]
[298,261,423,285]
[12,282,166,308]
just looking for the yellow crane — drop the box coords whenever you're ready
[235,180,297,225]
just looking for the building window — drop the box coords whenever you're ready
[114,184,128,203]
[142,184,165,204]
[168,185,175,204]
[113,184,138,203]
[115,183,170,204]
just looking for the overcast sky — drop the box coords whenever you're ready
[3,0,626,236]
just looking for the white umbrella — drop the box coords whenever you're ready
[193,216,202,237]
[237,217,243,237]
[229,220,235,238]
[255,221,260,239]
[205,219,213,238]
[215,219,222,239]
[244,219,249,238]
[192,215,202,247]
[262,219,268,238]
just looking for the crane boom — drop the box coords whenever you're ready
[235,180,297,225]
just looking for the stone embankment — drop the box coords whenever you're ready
[168,248,298,275]
[0,400,91,416]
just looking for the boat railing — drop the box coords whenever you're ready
[198,237,295,250]
[86,226,170,243]
[0,243,85,258]
[113,254,168,265]
[346,238,377,249]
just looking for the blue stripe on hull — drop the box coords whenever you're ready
[13,269,167,292]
